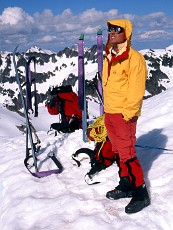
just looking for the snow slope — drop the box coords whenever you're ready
[0,87,173,229]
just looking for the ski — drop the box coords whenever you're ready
[26,56,38,117]
[13,46,38,173]
[13,46,63,177]
[78,34,88,142]
[25,56,40,164]
[97,29,104,115]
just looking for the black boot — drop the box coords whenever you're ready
[125,183,150,214]
[106,176,133,200]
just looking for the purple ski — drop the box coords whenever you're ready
[78,34,88,142]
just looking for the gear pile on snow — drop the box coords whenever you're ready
[72,114,116,184]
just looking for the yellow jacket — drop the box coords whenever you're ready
[102,19,148,121]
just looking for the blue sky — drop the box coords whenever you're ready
[1,0,172,17]
[0,0,173,52]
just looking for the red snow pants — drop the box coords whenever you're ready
[105,113,144,187]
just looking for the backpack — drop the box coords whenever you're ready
[45,85,82,133]
[72,114,116,184]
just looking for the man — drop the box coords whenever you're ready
[102,19,150,214]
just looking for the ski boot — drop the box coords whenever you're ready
[106,176,133,200]
[125,183,150,214]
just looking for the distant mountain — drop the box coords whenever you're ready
[0,44,173,113]
[141,45,173,98]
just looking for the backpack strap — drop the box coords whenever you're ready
[72,140,116,185]
[72,148,95,167]
[72,147,101,185]
[57,94,69,127]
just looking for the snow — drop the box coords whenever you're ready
[25,45,55,55]
[0,85,173,230]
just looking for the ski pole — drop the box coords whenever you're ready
[135,144,173,152]
[13,46,38,172]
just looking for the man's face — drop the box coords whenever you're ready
[108,25,126,46]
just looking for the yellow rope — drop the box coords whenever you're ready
[88,114,107,145]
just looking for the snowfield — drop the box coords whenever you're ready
[0,87,173,230]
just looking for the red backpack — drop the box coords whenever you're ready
[46,85,82,133]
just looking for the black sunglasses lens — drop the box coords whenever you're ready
[108,26,123,34]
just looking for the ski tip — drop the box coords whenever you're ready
[79,34,84,40]
[97,29,102,35]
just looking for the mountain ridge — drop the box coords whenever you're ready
[0,44,173,112]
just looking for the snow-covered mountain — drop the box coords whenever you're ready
[0,44,173,112]
[0,45,99,112]
[141,44,173,97]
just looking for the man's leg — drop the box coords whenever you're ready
[106,153,133,199]
[105,113,133,199]
[124,157,150,213]
[105,113,150,213]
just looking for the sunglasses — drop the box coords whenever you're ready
[108,26,124,34]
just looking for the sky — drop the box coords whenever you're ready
[0,83,173,229]
[0,0,173,52]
